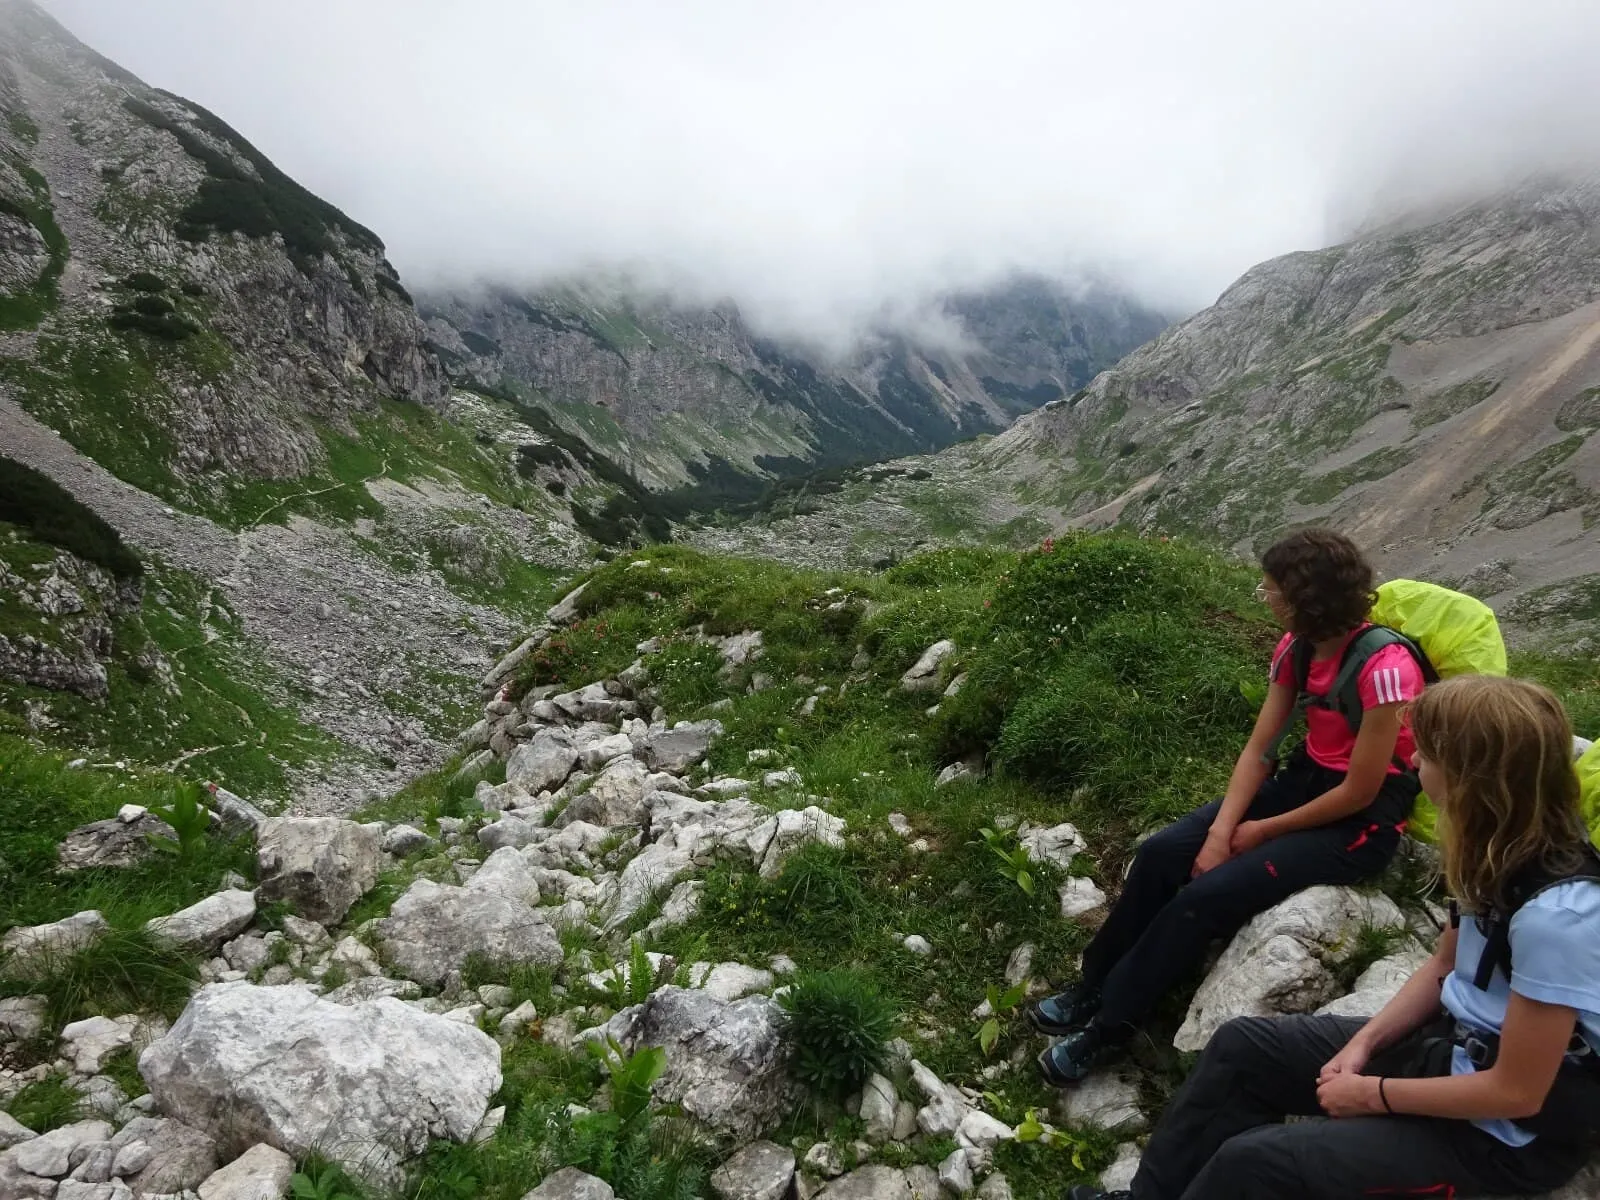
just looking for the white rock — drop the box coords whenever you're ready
[700,777,754,798]
[0,995,47,1041]
[376,879,562,987]
[197,1143,295,1200]
[499,1001,539,1038]
[507,729,580,795]
[975,1174,1012,1200]
[523,1166,614,1200]
[1315,942,1433,1020]
[641,720,724,773]
[547,584,589,625]
[692,962,776,1002]
[256,819,380,925]
[472,1106,505,1144]
[381,825,434,856]
[559,757,652,827]
[590,986,796,1138]
[901,641,956,692]
[111,1115,220,1194]
[956,1110,1014,1151]
[140,983,501,1181]
[1057,1071,1145,1133]
[937,1148,973,1195]
[1003,944,1034,988]
[749,807,847,878]
[934,762,974,787]
[147,891,257,955]
[464,846,542,905]
[803,1142,845,1178]
[859,1074,898,1142]
[1100,1143,1142,1192]
[109,1140,151,1177]
[901,935,933,956]
[329,936,380,978]
[2,910,109,975]
[1175,885,1408,1052]
[0,1111,36,1150]
[816,1166,915,1200]
[711,1140,795,1200]
[886,813,912,838]
[116,805,146,824]
[13,1120,113,1177]
[1058,878,1108,920]
[1019,822,1086,872]
[60,1015,133,1074]
[578,733,635,771]
[279,916,330,950]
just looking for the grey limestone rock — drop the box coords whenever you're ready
[256,819,380,925]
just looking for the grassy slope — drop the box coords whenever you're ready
[7,534,1600,1193]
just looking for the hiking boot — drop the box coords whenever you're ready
[1028,982,1103,1035]
[1037,1023,1125,1086]
[1067,1188,1131,1200]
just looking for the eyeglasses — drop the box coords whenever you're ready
[1254,583,1281,602]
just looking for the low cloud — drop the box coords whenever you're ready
[44,0,1600,342]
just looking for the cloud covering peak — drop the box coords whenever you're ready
[42,0,1600,341]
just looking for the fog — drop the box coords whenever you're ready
[42,0,1600,342]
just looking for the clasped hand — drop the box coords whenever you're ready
[1190,821,1272,877]
[1316,1043,1385,1117]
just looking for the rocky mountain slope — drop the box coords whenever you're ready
[701,178,1600,643]
[0,0,605,805]
[421,277,1168,492]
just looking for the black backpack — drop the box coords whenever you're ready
[1261,625,1440,771]
[1461,842,1600,991]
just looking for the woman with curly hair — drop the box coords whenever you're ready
[1034,529,1425,1083]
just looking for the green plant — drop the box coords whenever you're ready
[146,782,212,860]
[779,968,897,1098]
[0,455,143,579]
[2,928,199,1038]
[976,980,1028,1057]
[976,827,1036,897]
[290,1155,367,1200]
[3,1075,82,1132]
[588,1037,667,1124]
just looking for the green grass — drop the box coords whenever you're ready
[1294,445,1417,505]
[2,1075,83,1133]
[0,163,67,331]
[1412,378,1499,429]
[0,557,344,804]
[0,735,256,930]
[0,456,143,579]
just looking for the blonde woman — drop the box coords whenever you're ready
[1072,675,1600,1200]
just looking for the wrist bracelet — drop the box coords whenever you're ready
[1378,1077,1394,1114]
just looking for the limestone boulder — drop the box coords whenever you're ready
[256,819,380,924]
[506,729,579,795]
[139,983,500,1179]
[1174,886,1408,1051]
[2,910,108,976]
[146,890,257,955]
[375,878,561,987]
[711,1141,795,1200]
[594,986,796,1138]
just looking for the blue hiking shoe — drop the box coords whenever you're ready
[1038,1024,1123,1086]
[1027,982,1102,1035]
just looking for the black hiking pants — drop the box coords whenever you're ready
[1130,1014,1590,1199]
[1080,752,1417,1030]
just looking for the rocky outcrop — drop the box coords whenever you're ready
[1174,886,1411,1051]
[139,982,501,1179]
[591,987,796,1139]
[256,818,380,924]
[374,877,563,987]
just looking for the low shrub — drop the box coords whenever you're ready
[3,1075,82,1132]
[779,967,897,1098]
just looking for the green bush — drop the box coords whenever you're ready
[0,455,143,579]
[122,272,168,293]
[3,1075,82,1132]
[779,968,897,1098]
[131,293,177,316]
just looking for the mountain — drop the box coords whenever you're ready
[420,276,1169,493]
[0,0,450,509]
[700,178,1600,643]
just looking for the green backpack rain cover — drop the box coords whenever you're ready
[1576,742,1600,850]
[1368,579,1508,842]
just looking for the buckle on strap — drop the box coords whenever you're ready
[1454,1022,1594,1066]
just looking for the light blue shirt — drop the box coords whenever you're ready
[1439,880,1600,1145]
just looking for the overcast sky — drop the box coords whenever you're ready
[40,0,1600,342]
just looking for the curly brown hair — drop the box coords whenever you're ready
[1260,528,1376,641]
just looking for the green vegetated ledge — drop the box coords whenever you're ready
[122,93,383,267]
[0,160,68,332]
[8,534,1600,1200]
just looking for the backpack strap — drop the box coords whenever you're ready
[1472,843,1600,990]
[1260,636,1315,766]
[1317,624,1437,773]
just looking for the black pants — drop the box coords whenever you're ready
[1081,753,1416,1029]
[1132,1014,1589,1199]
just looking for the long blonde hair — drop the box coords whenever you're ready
[1410,675,1587,912]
